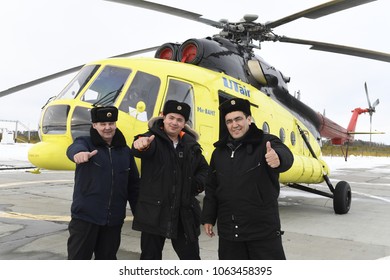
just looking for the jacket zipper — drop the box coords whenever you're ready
[107,146,114,225]
[167,146,178,238]
[229,143,242,158]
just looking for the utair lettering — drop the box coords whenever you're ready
[222,77,250,97]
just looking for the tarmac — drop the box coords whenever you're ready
[1,159,390,260]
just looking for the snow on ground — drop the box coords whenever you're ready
[0,143,31,166]
[322,154,390,171]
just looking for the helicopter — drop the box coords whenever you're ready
[1,0,389,215]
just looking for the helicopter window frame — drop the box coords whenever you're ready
[119,71,161,122]
[41,105,70,135]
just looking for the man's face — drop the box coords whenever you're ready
[163,113,186,138]
[92,122,117,143]
[225,111,251,139]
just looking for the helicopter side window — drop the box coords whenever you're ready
[81,66,132,106]
[290,131,296,146]
[279,127,286,143]
[56,65,100,100]
[165,80,194,127]
[262,122,270,134]
[71,106,92,140]
[119,71,160,121]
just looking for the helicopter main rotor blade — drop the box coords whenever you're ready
[107,0,377,30]
[266,0,376,28]
[0,46,159,99]
[277,36,390,63]
[108,46,159,58]
[0,65,83,98]
[104,0,223,28]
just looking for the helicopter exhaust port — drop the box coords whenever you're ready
[154,43,180,60]
[155,40,204,64]
[178,39,204,64]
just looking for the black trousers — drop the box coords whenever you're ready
[140,223,200,260]
[218,236,286,260]
[67,218,122,260]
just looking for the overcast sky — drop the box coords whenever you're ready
[1,0,389,144]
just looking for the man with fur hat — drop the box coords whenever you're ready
[131,99,209,260]
[66,106,139,259]
[202,97,294,260]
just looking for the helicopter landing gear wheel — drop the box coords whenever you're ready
[333,181,351,214]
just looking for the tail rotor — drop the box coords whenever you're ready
[364,82,380,143]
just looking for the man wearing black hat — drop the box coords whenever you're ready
[202,97,294,260]
[66,106,139,259]
[131,100,209,260]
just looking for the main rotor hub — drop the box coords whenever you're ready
[216,14,271,49]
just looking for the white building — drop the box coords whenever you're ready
[0,128,15,144]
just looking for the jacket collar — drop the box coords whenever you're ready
[214,122,264,148]
[90,126,127,147]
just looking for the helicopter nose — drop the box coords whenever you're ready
[28,140,74,170]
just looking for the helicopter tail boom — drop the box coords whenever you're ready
[317,112,350,145]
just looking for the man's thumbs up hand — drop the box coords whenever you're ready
[265,141,280,168]
[133,135,155,151]
[74,150,98,164]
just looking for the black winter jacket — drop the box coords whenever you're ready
[131,117,209,241]
[67,127,139,226]
[201,123,294,241]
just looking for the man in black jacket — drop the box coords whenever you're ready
[131,100,209,260]
[66,106,139,260]
[202,98,294,260]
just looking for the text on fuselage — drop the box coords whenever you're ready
[222,77,251,97]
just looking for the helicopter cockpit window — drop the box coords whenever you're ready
[42,105,70,135]
[164,79,194,127]
[119,71,160,121]
[81,66,132,106]
[56,65,100,100]
[71,106,92,140]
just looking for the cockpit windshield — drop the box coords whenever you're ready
[56,65,99,100]
[81,66,132,106]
